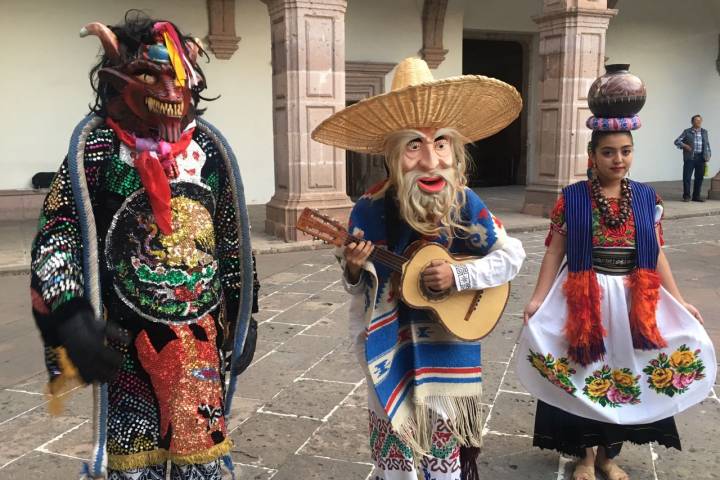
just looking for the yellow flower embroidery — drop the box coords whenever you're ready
[669,350,695,368]
[586,378,612,397]
[651,368,674,389]
[612,369,635,388]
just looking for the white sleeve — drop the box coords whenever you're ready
[654,204,664,225]
[449,236,526,291]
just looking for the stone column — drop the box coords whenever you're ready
[262,0,353,241]
[523,0,617,216]
[708,172,720,200]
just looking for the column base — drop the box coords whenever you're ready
[708,171,720,200]
[265,193,354,242]
[522,184,563,217]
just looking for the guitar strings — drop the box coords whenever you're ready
[341,231,407,272]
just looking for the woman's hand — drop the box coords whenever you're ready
[344,231,373,284]
[683,302,704,324]
[422,260,455,291]
[523,299,543,325]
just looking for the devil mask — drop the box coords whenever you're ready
[82,16,206,143]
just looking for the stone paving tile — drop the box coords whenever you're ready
[258,292,312,311]
[303,348,365,383]
[0,389,46,424]
[283,262,334,276]
[274,333,338,362]
[302,317,351,339]
[229,413,320,469]
[306,288,350,306]
[481,362,505,401]
[262,271,313,285]
[234,352,307,402]
[484,391,536,437]
[270,453,371,480]
[501,367,531,395]
[227,396,264,433]
[0,450,82,479]
[257,321,305,344]
[654,397,720,479]
[342,381,368,408]
[271,299,339,325]
[481,327,518,364]
[231,463,276,479]
[304,268,345,284]
[263,379,354,420]
[299,405,368,463]
[282,280,332,295]
[476,433,559,480]
[253,308,282,323]
[0,410,86,467]
[38,419,93,459]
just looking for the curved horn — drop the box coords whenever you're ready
[79,22,120,62]
[185,37,203,64]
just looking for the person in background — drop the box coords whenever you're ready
[674,115,711,202]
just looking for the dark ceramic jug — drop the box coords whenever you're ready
[587,64,646,118]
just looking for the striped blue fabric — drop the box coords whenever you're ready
[629,180,659,270]
[563,182,593,272]
[563,180,658,272]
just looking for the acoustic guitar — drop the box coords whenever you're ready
[296,208,510,341]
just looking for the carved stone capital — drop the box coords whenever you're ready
[420,0,449,69]
[207,0,240,60]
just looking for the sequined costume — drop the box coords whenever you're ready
[30,117,258,478]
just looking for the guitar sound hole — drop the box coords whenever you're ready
[418,263,451,302]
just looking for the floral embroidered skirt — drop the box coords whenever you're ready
[517,268,716,425]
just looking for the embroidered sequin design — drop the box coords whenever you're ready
[105,182,221,324]
[136,314,226,455]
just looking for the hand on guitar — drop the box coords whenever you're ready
[344,230,374,284]
[422,260,455,291]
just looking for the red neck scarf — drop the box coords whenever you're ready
[105,118,194,234]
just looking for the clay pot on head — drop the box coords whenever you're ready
[588,64,646,118]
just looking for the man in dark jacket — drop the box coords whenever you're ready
[675,114,712,202]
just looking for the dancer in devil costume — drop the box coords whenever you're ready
[30,12,258,479]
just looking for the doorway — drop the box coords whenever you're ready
[463,37,527,187]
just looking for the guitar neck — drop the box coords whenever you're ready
[343,231,407,273]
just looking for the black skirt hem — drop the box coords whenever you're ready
[533,401,682,459]
[533,433,682,459]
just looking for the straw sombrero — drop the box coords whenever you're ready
[311,57,523,154]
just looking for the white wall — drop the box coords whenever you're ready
[0,0,275,204]
[606,0,720,182]
[463,0,540,32]
[346,0,465,89]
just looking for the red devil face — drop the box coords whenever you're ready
[81,21,201,143]
[101,58,192,142]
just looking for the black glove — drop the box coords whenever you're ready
[54,298,124,384]
[231,317,258,376]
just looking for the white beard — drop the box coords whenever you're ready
[397,168,460,236]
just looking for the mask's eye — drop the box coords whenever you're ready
[135,73,157,85]
[434,138,450,150]
[406,139,422,151]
